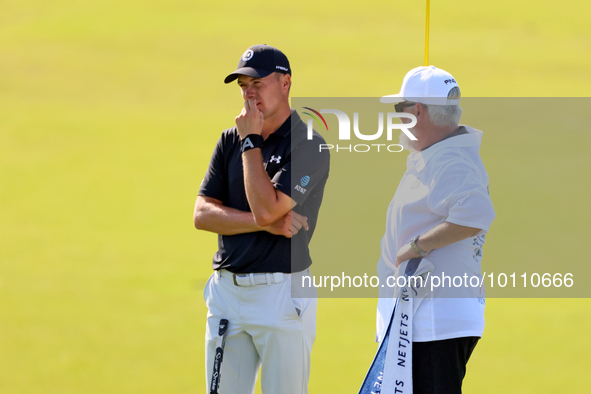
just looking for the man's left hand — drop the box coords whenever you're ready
[235,98,264,138]
[395,243,421,267]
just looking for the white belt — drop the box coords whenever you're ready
[219,269,287,286]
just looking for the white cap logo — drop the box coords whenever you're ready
[242,49,254,62]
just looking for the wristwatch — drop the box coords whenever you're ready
[410,235,429,257]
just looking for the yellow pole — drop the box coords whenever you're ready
[425,0,430,66]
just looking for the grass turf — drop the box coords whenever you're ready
[1,0,590,392]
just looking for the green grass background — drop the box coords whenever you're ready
[1,0,590,392]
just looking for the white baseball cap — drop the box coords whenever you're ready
[380,65,460,106]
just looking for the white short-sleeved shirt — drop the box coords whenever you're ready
[376,126,496,343]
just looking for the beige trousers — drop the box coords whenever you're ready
[204,269,317,394]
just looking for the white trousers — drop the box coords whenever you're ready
[204,269,317,394]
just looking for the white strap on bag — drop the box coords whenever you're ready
[380,258,434,394]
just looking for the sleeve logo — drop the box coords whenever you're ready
[295,176,310,195]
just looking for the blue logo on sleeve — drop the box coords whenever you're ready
[300,176,310,187]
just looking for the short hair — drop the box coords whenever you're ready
[423,87,462,126]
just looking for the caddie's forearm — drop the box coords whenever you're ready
[242,149,290,226]
[193,196,263,235]
[416,221,482,253]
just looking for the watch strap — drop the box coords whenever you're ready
[410,235,429,257]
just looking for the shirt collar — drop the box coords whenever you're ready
[271,109,300,139]
[408,125,484,172]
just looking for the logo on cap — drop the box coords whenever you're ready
[242,49,254,62]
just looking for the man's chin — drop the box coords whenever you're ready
[399,131,417,152]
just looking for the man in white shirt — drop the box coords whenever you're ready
[377,66,496,393]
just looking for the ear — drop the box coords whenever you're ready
[415,102,425,119]
[281,74,291,91]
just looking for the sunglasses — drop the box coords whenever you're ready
[394,102,417,113]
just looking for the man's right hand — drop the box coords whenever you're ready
[263,210,309,238]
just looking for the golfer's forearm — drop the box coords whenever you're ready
[193,197,262,235]
[417,221,482,253]
[242,149,290,226]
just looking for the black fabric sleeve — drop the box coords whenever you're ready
[272,136,330,206]
[198,132,228,202]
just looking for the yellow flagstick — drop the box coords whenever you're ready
[425,0,430,66]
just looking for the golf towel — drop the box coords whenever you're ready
[358,258,434,394]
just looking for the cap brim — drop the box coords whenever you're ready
[380,94,405,104]
[224,67,273,84]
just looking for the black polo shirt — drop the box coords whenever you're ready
[199,110,330,273]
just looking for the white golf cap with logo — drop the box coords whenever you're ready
[380,65,460,106]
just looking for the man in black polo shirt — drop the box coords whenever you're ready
[194,44,329,394]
